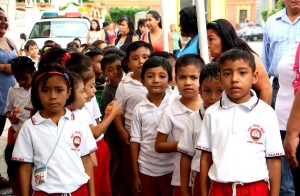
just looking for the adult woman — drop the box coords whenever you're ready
[170,23,183,56]
[135,18,147,39]
[86,19,105,45]
[206,19,272,105]
[114,16,139,49]
[177,5,199,58]
[106,23,117,45]
[0,7,18,136]
[141,10,173,53]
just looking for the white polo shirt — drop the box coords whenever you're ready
[12,109,97,193]
[157,96,195,186]
[196,90,284,183]
[4,84,32,131]
[130,88,175,176]
[84,96,102,121]
[115,72,147,134]
[84,102,104,141]
[178,102,205,172]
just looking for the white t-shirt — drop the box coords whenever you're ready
[275,41,299,130]
[115,72,147,133]
[12,109,97,193]
[84,103,103,141]
[4,84,32,131]
[178,102,205,172]
[197,90,284,183]
[157,96,195,186]
[130,89,175,176]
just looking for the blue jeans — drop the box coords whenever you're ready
[280,131,295,196]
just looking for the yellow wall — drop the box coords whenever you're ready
[208,0,226,22]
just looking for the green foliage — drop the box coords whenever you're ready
[261,0,285,22]
[104,15,112,23]
[109,7,149,23]
[261,10,268,23]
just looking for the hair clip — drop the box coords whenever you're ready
[61,53,71,67]
[63,73,69,81]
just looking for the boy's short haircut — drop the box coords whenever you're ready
[175,54,205,75]
[219,48,256,72]
[11,56,36,74]
[24,40,38,51]
[141,56,173,82]
[85,46,103,58]
[100,54,122,72]
[92,40,107,47]
[102,46,126,58]
[67,64,95,84]
[65,53,92,68]
[150,51,177,64]
[199,62,219,87]
[73,37,81,44]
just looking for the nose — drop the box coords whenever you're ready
[154,75,159,82]
[232,72,238,83]
[50,90,57,99]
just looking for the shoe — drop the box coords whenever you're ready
[0,175,10,189]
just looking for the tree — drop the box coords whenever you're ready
[261,0,285,22]
[109,7,149,23]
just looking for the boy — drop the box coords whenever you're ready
[178,62,223,196]
[24,40,39,70]
[130,56,175,195]
[197,49,283,196]
[155,54,204,195]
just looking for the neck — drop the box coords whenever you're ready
[40,109,66,125]
[286,8,300,22]
[180,94,201,111]
[152,27,161,34]
[131,72,141,82]
[147,92,165,107]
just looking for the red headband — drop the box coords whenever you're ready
[35,71,70,86]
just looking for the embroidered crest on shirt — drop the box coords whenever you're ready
[71,131,82,150]
[247,124,264,145]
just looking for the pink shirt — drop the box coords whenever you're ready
[141,31,173,52]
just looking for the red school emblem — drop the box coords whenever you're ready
[73,136,81,148]
[250,128,262,141]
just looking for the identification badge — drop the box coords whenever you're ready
[34,166,47,185]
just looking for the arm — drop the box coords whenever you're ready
[19,162,32,196]
[0,63,12,74]
[86,31,91,45]
[284,90,300,168]
[267,158,281,196]
[100,29,106,41]
[130,142,143,193]
[168,33,174,54]
[82,155,95,196]
[180,154,192,196]
[199,151,213,196]
[114,115,130,145]
[132,35,139,42]
[155,132,178,153]
[252,54,272,105]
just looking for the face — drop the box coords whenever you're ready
[15,72,33,91]
[91,54,103,76]
[84,77,96,102]
[170,24,176,32]
[0,10,8,36]
[38,75,71,117]
[139,24,147,34]
[200,77,223,109]
[176,64,200,98]
[72,81,87,110]
[103,60,123,87]
[146,14,160,30]
[283,0,300,12]
[220,59,258,104]
[109,23,114,30]
[128,47,151,79]
[91,21,98,30]
[26,45,39,58]
[74,40,81,48]
[142,66,170,95]
[207,29,223,60]
[119,20,129,35]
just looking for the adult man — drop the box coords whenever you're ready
[262,1,300,195]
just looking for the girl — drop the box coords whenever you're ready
[141,10,173,53]
[12,64,97,196]
[86,19,104,45]
[130,56,175,195]
[67,64,122,196]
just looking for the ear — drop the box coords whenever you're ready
[141,79,146,86]
[252,70,258,85]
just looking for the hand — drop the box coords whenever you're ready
[8,115,19,124]
[133,176,143,194]
[109,100,123,116]
[120,131,130,146]
[284,135,299,168]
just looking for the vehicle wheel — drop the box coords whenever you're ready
[252,36,259,41]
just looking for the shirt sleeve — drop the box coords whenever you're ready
[115,83,125,115]
[156,109,172,135]
[177,115,196,156]
[261,24,270,72]
[91,97,102,121]
[196,113,212,152]
[130,105,142,143]
[80,122,97,156]
[4,88,13,113]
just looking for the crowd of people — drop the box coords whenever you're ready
[0,1,299,195]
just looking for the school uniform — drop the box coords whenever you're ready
[84,96,102,122]
[130,88,174,195]
[177,102,205,196]
[12,109,97,194]
[196,90,284,195]
[157,96,196,193]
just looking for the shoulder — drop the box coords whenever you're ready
[266,9,285,24]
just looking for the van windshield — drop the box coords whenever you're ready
[28,20,88,39]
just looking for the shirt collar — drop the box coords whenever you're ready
[141,88,174,107]
[171,96,193,115]
[220,89,259,111]
[276,8,300,24]
[123,72,143,86]
[31,109,73,125]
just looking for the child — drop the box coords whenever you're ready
[177,62,223,196]
[114,41,153,195]
[24,40,40,70]
[4,56,36,195]
[197,49,283,196]
[12,64,97,195]
[130,56,175,195]
[68,64,122,196]
[155,54,204,196]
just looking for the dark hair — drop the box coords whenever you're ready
[207,19,256,55]
[147,10,162,28]
[102,21,109,28]
[11,56,36,75]
[150,51,177,65]
[219,48,256,72]
[175,54,205,75]
[136,18,146,37]
[66,41,80,49]
[67,64,95,84]
[118,16,135,34]
[73,37,81,44]
[92,40,107,48]
[90,19,101,31]
[20,33,27,40]
[24,40,38,51]
[38,46,67,70]
[101,53,122,72]
[102,46,125,58]
[65,53,92,68]
[179,5,198,36]
[0,7,4,12]
[31,64,74,111]
[141,56,173,82]
[199,62,219,87]
[66,47,79,53]
[68,71,83,90]
[40,40,61,56]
